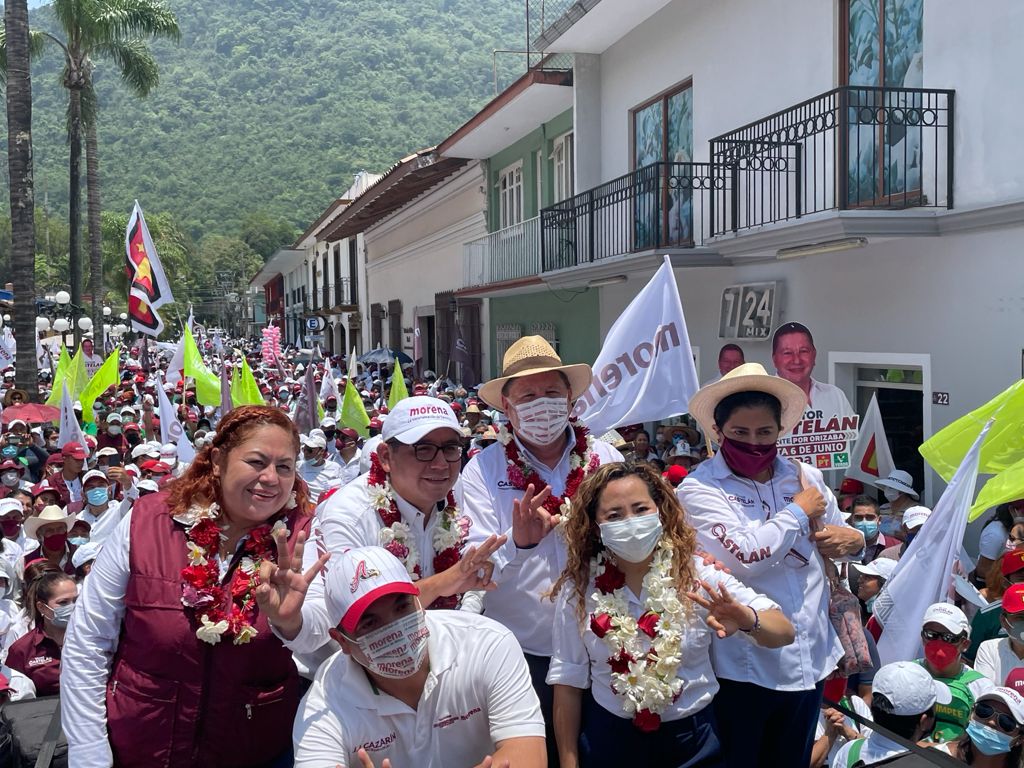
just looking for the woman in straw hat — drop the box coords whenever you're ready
[548,461,794,767]
[677,363,865,768]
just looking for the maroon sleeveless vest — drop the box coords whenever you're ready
[105,492,310,767]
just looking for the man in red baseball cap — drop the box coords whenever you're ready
[48,442,87,506]
[968,551,1024,663]
[975,584,1024,686]
[837,477,865,513]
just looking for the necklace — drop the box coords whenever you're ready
[746,468,777,521]
[588,541,687,732]
[177,501,287,646]
[497,421,600,519]
[367,452,471,609]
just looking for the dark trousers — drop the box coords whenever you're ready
[579,693,722,768]
[712,678,825,768]
[524,653,559,768]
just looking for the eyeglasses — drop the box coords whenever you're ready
[406,443,463,463]
[921,628,964,644]
[975,701,1021,733]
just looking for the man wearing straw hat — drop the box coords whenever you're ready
[461,335,622,762]
[679,362,864,768]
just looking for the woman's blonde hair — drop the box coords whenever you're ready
[550,461,698,621]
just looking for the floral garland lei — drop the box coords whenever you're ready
[367,452,471,609]
[588,540,686,732]
[176,501,291,646]
[497,420,600,520]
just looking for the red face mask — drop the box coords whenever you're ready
[924,638,959,669]
[719,437,778,478]
[43,531,68,552]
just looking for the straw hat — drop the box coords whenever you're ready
[24,505,77,540]
[687,363,807,441]
[478,336,592,410]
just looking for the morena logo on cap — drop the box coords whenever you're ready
[408,405,449,418]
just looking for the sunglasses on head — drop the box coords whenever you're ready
[975,701,1021,734]
[921,628,964,644]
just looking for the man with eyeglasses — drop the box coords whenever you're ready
[269,396,507,657]
[915,602,995,742]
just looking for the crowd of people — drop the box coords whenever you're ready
[0,326,1016,768]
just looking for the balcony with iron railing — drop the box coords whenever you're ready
[540,85,954,270]
[463,216,542,288]
[309,279,357,312]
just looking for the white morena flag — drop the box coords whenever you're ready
[573,256,699,433]
[347,346,357,379]
[319,366,341,405]
[156,373,185,446]
[0,336,14,369]
[873,418,990,665]
[165,331,187,385]
[58,380,87,448]
[845,392,895,485]
[176,432,197,465]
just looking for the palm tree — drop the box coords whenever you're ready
[2,0,39,398]
[42,0,179,341]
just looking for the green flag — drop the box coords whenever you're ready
[232,357,265,406]
[69,345,88,397]
[45,346,73,407]
[80,351,120,417]
[387,357,408,410]
[340,378,370,438]
[919,379,1024,482]
[970,454,1024,520]
[183,329,221,407]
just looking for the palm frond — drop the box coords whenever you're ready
[92,38,158,97]
[89,0,181,46]
[0,29,55,85]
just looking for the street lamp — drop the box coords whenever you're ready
[35,317,50,332]
[119,313,127,321]
[102,306,112,318]
[78,317,93,332]
[55,290,71,307]
[53,318,70,333]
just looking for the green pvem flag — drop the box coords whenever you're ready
[183,329,221,407]
[387,357,409,410]
[919,379,1024,482]
[80,351,120,417]
[340,378,370,438]
[45,346,73,407]
[231,357,266,406]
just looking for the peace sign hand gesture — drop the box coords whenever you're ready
[511,483,556,548]
[685,579,757,638]
[254,527,330,641]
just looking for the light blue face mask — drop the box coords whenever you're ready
[879,516,901,537]
[865,595,878,614]
[68,536,89,547]
[853,520,879,540]
[85,487,109,507]
[967,720,1014,755]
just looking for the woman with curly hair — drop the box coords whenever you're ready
[59,405,328,768]
[547,461,794,768]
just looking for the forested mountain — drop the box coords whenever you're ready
[8,0,524,239]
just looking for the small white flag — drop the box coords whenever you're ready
[846,393,895,485]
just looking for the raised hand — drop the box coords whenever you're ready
[685,579,756,638]
[511,483,555,548]
[254,527,330,641]
[437,534,508,596]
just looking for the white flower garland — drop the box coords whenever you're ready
[590,541,686,719]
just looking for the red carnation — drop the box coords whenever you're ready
[594,562,626,594]
[637,611,660,638]
[608,650,633,674]
[590,613,613,638]
[230,571,252,597]
[190,520,221,550]
[633,708,661,733]
[430,594,459,610]
[181,564,215,588]
[247,524,273,550]
[433,548,461,572]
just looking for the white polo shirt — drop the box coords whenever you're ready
[292,611,545,768]
[286,474,481,657]
[805,378,855,419]
[460,429,622,657]
[297,457,346,503]
[547,555,779,721]
[974,637,1024,686]
[678,451,861,691]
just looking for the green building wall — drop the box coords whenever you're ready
[488,288,601,378]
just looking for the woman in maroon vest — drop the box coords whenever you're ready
[59,406,325,767]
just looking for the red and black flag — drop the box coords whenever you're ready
[125,201,175,337]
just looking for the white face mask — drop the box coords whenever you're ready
[352,608,430,679]
[0,472,18,487]
[108,426,122,436]
[883,489,900,503]
[513,397,569,447]
[599,514,663,563]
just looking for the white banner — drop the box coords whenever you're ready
[874,419,988,665]
[58,381,87,448]
[846,392,895,485]
[156,372,185,445]
[573,257,699,433]
[0,336,14,369]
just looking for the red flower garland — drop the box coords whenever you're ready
[503,422,600,516]
[179,515,279,644]
[368,452,467,610]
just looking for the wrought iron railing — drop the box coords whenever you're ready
[463,216,542,287]
[710,85,954,231]
[320,279,356,309]
[540,162,731,271]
